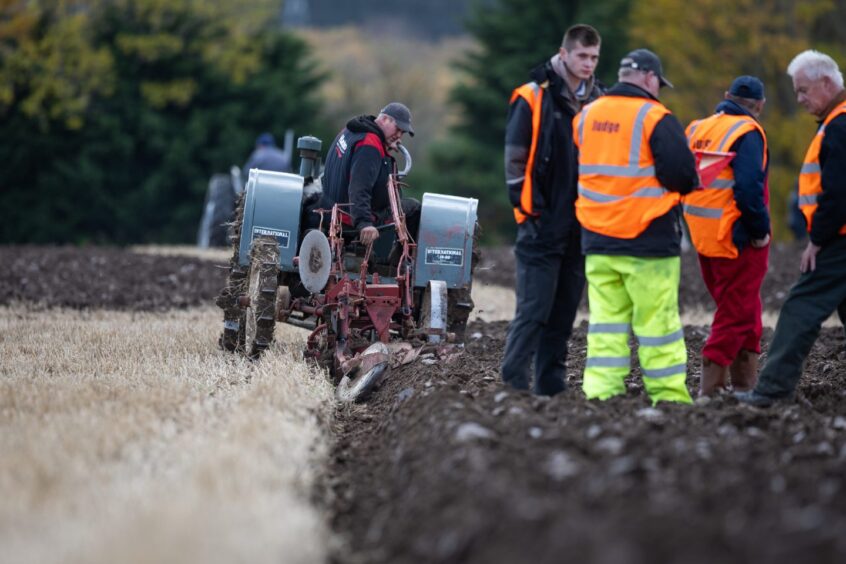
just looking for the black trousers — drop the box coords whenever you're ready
[501,223,585,395]
[756,236,846,398]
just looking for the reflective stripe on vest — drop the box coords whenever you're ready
[510,82,545,224]
[799,102,846,235]
[573,96,675,239]
[683,113,768,258]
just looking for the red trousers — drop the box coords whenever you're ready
[698,245,769,366]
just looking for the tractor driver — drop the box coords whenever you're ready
[320,102,421,246]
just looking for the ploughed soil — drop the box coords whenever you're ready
[0,245,227,310]
[329,322,846,564]
[3,244,844,563]
[326,240,846,564]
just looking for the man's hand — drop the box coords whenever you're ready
[359,226,380,245]
[800,241,821,273]
[750,234,770,248]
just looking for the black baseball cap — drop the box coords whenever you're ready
[380,102,415,136]
[729,75,765,100]
[620,49,673,88]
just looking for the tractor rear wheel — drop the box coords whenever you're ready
[244,236,280,359]
[446,221,481,342]
[216,192,248,352]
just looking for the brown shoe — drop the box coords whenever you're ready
[699,356,729,397]
[730,349,759,392]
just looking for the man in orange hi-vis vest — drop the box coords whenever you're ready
[737,50,846,407]
[683,76,771,397]
[501,24,603,396]
[574,49,699,405]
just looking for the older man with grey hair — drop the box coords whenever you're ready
[737,49,846,407]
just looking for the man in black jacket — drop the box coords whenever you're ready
[500,24,603,396]
[737,49,846,407]
[321,102,419,245]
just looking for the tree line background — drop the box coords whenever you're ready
[2,0,844,245]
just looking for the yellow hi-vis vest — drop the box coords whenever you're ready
[573,96,676,239]
[509,81,546,224]
[799,101,846,235]
[683,113,768,258]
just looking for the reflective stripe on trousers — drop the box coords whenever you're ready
[583,254,692,405]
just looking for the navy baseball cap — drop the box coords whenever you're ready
[380,102,415,136]
[256,132,275,146]
[729,76,765,100]
[620,49,673,88]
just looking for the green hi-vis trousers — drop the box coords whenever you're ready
[583,254,692,405]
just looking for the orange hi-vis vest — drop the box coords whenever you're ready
[683,113,768,258]
[509,81,546,224]
[573,96,676,239]
[799,101,846,235]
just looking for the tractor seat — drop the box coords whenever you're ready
[335,210,399,270]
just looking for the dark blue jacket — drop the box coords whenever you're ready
[714,100,770,249]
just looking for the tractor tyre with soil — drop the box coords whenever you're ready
[244,235,280,360]
[216,192,248,352]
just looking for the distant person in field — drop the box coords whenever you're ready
[574,49,698,405]
[682,76,771,397]
[736,50,846,407]
[242,132,291,180]
[500,24,603,397]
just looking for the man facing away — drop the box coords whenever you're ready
[501,24,603,396]
[242,132,291,180]
[574,49,699,405]
[320,102,420,246]
[683,76,771,396]
[736,50,846,407]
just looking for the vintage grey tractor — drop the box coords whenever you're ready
[215,136,479,401]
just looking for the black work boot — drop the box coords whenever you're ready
[734,390,791,407]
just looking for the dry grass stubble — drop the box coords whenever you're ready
[0,306,334,564]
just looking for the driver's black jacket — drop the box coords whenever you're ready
[321,115,394,230]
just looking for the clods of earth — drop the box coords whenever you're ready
[3,244,845,563]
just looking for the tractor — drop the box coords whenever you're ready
[215,136,479,401]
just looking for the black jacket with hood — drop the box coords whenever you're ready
[321,115,393,230]
[504,59,603,244]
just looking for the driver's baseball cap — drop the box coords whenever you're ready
[619,49,674,89]
[380,102,415,136]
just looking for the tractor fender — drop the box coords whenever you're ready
[414,193,478,290]
[238,169,305,272]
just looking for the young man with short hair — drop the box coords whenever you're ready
[501,24,603,396]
